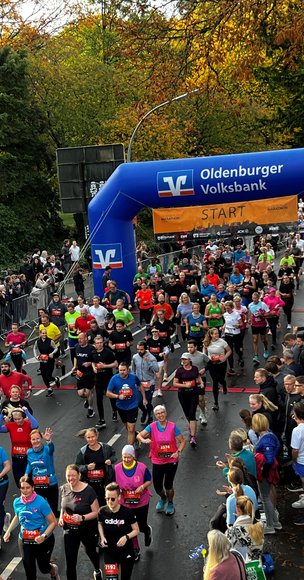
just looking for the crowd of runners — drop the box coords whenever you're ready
[0,232,304,579]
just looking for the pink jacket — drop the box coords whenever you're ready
[263,295,285,314]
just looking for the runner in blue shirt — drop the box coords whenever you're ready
[107,363,140,445]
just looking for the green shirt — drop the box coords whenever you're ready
[65,311,80,338]
[113,308,134,326]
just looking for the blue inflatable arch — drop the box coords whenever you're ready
[88,148,304,295]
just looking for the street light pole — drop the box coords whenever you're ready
[127,88,200,163]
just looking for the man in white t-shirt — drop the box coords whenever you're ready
[223,301,243,376]
[290,402,304,522]
[70,240,80,262]
[89,296,108,327]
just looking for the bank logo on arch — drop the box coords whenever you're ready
[157,169,194,197]
[92,243,123,270]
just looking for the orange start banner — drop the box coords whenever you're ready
[153,195,298,242]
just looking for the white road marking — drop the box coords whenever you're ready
[33,389,45,397]
[107,433,122,446]
[163,370,175,384]
[133,326,146,336]
[1,557,22,579]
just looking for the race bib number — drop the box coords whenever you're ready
[149,347,160,354]
[68,324,75,330]
[12,445,27,458]
[22,528,40,543]
[76,370,84,378]
[183,380,196,388]
[210,355,221,362]
[104,563,119,580]
[87,469,104,482]
[157,442,175,458]
[115,343,126,350]
[190,325,200,332]
[119,387,133,398]
[39,354,49,362]
[170,296,178,302]
[122,489,141,505]
[52,310,61,316]
[96,363,104,370]
[158,332,167,339]
[141,381,151,390]
[63,512,80,529]
[11,347,22,354]
[33,475,50,488]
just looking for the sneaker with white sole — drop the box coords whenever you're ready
[292,496,304,509]
[3,512,11,532]
[199,412,207,425]
[157,389,163,397]
[263,526,275,535]
[156,497,167,512]
[93,570,103,580]
[273,521,282,530]
[163,374,168,382]
[50,563,61,579]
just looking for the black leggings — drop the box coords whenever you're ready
[139,308,153,325]
[178,390,198,421]
[11,353,23,372]
[132,503,149,534]
[283,301,293,324]
[0,481,8,534]
[103,550,134,580]
[95,381,116,421]
[35,484,59,516]
[18,534,55,580]
[152,462,178,495]
[267,316,279,345]
[224,333,243,368]
[64,524,100,580]
[12,456,28,487]
[208,362,227,405]
[40,360,55,388]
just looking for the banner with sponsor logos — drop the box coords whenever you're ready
[153,195,298,242]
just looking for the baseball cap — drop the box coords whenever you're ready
[181,353,192,360]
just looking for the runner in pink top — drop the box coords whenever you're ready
[137,405,185,516]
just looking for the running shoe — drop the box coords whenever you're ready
[144,525,153,547]
[190,436,197,448]
[212,403,219,411]
[83,400,89,409]
[165,501,175,516]
[293,515,304,526]
[287,482,304,492]
[223,385,228,394]
[287,324,291,329]
[156,389,163,397]
[200,412,207,425]
[112,411,118,422]
[140,413,147,424]
[271,343,277,350]
[55,376,60,388]
[252,355,260,365]
[239,359,244,368]
[96,420,106,430]
[263,526,275,535]
[263,350,269,359]
[3,512,11,532]
[152,390,159,398]
[134,549,141,562]
[292,496,304,509]
[273,521,282,530]
[227,369,236,376]
[156,497,167,512]
[87,409,95,418]
[46,388,54,397]
[163,373,168,382]
[93,570,103,580]
[50,563,60,579]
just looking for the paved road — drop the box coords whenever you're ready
[0,304,304,579]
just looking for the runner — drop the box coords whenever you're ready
[3,474,59,580]
[59,464,101,580]
[72,333,95,418]
[74,308,95,334]
[89,296,108,328]
[131,341,159,425]
[203,328,232,411]
[98,482,139,580]
[4,322,27,373]
[185,301,208,348]
[114,445,153,561]
[149,310,174,383]
[64,302,81,364]
[248,292,270,365]
[34,329,60,396]
[48,293,67,356]
[222,301,243,375]
[204,294,225,333]
[107,363,140,445]
[146,327,169,398]
[0,385,33,415]
[0,444,10,550]
[92,335,118,428]
[173,353,202,448]
[113,298,135,328]
[0,407,39,486]
[26,428,59,515]
[137,405,185,516]
[108,320,134,367]
[135,281,154,326]
[75,427,116,506]
[187,339,209,425]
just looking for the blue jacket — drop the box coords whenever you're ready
[254,431,280,465]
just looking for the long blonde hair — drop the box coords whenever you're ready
[236,496,264,545]
[249,393,278,412]
[204,530,231,580]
